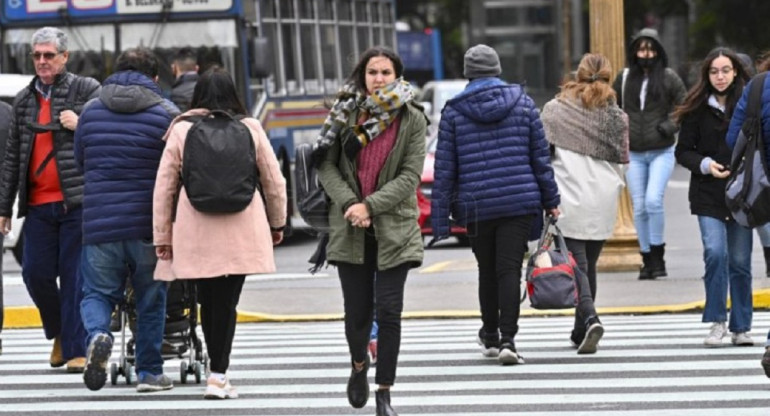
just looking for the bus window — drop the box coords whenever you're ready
[300,23,321,95]
[2,26,114,81]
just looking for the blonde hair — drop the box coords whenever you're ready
[558,53,616,109]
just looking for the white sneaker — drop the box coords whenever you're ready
[731,332,754,346]
[704,322,727,347]
[204,376,238,399]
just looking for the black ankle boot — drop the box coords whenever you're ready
[346,356,370,408]
[376,389,398,416]
[638,252,654,280]
[649,244,667,277]
[763,247,770,278]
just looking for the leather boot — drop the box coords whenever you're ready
[375,389,398,416]
[649,244,667,277]
[763,247,770,278]
[638,252,654,280]
[346,356,370,408]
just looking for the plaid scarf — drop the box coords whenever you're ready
[312,77,415,163]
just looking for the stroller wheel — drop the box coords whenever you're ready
[193,362,202,384]
[110,362,118,386]
[124,362,133,385]
[180,360,188,384]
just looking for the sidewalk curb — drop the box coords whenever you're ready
[6,289,770,328]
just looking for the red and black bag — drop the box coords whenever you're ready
[524,217,579,310]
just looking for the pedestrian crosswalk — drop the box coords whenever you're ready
[1,313,769,415]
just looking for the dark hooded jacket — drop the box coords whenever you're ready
[431,77,560,239]
[0,71,100,218]
[74,71,179,245]
[0,101,11,165]
[612,28,686,151]
[170,72,198,112]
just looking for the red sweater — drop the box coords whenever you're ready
[28,95,63,205]
[357,116,401,198]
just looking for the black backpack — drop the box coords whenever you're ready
[725,72,770,228]
[182,110,258,213]
[294,143,329,231]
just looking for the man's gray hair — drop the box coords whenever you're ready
[31,27,68,52]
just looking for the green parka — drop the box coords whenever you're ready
[317,103,427,270]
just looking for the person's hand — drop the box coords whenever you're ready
[60,110,79,131]
[344,203,370,228]
[271,231,284,245]
[155,245,173,261]
[709,161,730,178]
[546,207,561,220]
[0,217,10,235]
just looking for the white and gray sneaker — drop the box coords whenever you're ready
[498,342,525,365]
[731,332,754,346]
[704,322,727,347]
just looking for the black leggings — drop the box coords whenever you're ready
[337,234,409,386]
[563,238,605,300]
[196,275,246,374]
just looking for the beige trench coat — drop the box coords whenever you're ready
[153,109,287,280]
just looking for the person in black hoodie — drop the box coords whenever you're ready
[613,28,686,280]
[674,47,753,348]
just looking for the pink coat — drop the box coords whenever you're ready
[153,109,287,281]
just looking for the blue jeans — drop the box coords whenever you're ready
[697,216,753,333]
[626,146,675,252]
[22,202,86,359]
[80,239,166,375]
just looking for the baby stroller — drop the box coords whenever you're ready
[110,280,207,385]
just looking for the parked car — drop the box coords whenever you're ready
[418,79,467,136]
[0,74,33,265]
[417,136,469,246]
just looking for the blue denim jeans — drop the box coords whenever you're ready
[80,239,166,375]
[626,146,675,252]
[22,202,86,359]
[697,216,753,333]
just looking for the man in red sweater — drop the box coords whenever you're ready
[0,27,100,372]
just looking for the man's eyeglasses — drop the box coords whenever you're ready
[30,51,61,61]
[709,67,734,76]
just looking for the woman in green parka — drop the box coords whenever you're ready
[315,46,427,416]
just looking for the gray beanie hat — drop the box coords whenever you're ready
[464,44,501,79]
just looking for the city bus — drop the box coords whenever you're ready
[0,0,397,235]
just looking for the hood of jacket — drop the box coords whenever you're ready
[448,78,524,123]
[628,27,668,68]
[99,71,164,113]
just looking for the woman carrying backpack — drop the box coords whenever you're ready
[315,46,427,416]
[674,47,753,347]
[153,67,287,399]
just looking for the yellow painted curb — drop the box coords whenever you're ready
[5,288,770,327]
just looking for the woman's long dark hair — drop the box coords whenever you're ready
[625,37,667,105]
[190,66,247,115]
[673,47,750,123]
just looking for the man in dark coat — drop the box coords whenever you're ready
[170,47,199,112]
[0,27,100,372]
[75,47,179,392]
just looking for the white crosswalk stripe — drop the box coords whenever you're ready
[0,313,769,415]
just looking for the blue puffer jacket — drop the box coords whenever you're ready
[431,78,560,239]
[74,71,179,245]
[726,73,770,166]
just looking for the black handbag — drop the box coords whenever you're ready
[524,217,579,310]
